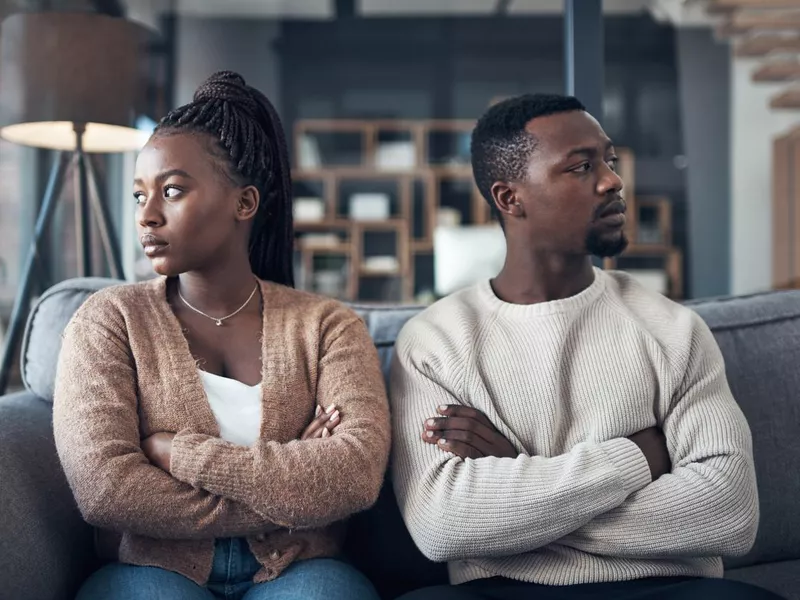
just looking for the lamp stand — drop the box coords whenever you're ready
[0,123,126,394]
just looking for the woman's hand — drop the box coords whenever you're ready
[141,432,176,471]
[300,405,340,440]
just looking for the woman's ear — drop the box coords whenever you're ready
[491,182,525,219]
[235,185,260,222]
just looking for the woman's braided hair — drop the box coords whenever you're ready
[154,71,294,287]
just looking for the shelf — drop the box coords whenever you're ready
[295,220,352,230]
[411,241,434,253]
[359,269,405,278]
[295,167,431,179]
[297,243,352,255]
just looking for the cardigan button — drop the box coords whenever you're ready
[255,534,267,542]
[269,549,281,561]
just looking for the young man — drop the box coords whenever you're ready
[389,94,781,600]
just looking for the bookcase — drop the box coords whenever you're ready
[291,118,683,302]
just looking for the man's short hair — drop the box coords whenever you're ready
[471,94,586,218]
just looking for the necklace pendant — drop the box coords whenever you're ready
[215,320,223,327]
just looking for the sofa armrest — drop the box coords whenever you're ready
[0,391,94,600]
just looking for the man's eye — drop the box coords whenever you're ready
[164,186,182,199]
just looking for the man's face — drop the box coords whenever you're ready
[499,110,627,258]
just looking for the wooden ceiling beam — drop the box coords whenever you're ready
[770,87,800,107]
[735,35,800,55]
[708,0,800,11]
[718,10,800,35]
[753,60,800,80]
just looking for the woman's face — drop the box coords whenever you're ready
[133,132,251,277]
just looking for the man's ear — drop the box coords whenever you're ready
[491,181,525,219]
[235,185,260,222]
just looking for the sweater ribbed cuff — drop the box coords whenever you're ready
[600,437,652,497]
[169,432,204,486]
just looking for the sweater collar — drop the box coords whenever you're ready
[477,267,607,318]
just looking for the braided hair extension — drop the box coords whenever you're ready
[155,71,294,287]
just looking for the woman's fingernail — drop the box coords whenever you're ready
[425,431,435,438]
[322,428,330,438]
[438,405,448,412]
[326,405,336,414]
[426,419,435,426]
[438,438,447,445]
[329,410,340,422]
[315,406,322,417]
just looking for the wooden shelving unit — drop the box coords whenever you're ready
[292,119,483,302]
[292,119,682,302]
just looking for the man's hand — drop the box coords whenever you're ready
[423,405,517,459]
[300,405,340,440]
[627,426,671,481]
[141,432,176,471]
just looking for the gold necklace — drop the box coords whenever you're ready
[178,281,259,327]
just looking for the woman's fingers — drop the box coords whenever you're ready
[300,405,338,440]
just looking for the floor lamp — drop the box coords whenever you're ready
[0,12,150,394]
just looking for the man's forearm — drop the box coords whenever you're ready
[560,451,758,558]
[394,436,652,562]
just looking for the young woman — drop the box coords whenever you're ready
[53,71,390,600]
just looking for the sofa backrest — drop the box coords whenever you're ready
[20,278,800,591]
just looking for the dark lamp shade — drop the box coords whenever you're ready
[0,12,150,152]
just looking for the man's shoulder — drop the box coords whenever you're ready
[602,269,711,355]
[396,284,489,356]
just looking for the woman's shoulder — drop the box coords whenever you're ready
[70,278,165,328]
[260,281,363,327]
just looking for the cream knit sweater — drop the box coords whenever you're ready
[390,268,758,586]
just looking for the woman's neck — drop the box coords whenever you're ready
[175,259,258,315]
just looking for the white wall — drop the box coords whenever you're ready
[731,58,799,295]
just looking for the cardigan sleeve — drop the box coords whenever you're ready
[169,308,391,530]
[53,315,278,540]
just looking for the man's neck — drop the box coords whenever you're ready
[491,248,595,306]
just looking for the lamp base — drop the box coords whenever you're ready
[0,128,126,394]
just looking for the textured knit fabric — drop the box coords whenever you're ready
[53,277,391,586]
[199,370,262,447]
[390,268,758,586]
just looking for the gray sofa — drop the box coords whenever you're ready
[0,277,798,600]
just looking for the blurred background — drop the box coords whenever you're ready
[0,0,796,322]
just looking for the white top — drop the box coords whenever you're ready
[389,267,758,586]
[199,369,262,447]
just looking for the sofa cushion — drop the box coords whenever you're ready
[0,391,95,599]
[690,292,800,569]
[21,277,123,402]
[725,560,800,600]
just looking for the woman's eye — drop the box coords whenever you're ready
[164,186,182,199]
[133,192,146,205]
[573,162,591,173]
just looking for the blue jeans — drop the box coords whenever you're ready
[76,538,379,600]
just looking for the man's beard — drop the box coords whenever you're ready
[585,227,628,258]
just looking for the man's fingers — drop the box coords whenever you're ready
[434,428,494,456]
[425,416,500,447]
[436,405,494,429]
[435,438,484,460]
